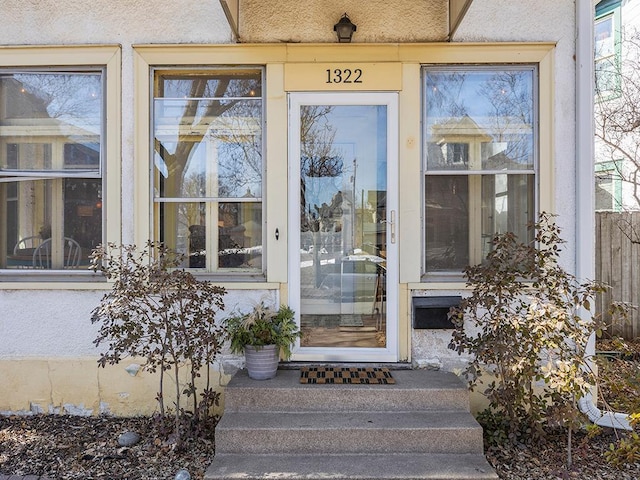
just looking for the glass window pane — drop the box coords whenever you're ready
[156,201,262,272]
[424,173,534,273]
[0,70,104,272]
[1,179,99,269]
[480,174,534,259]
[0,73,102,173]
[154,102,262,199]
[158,70,261,99]
[595,170,619,211]
[595,16,614,60]
[153,69,264,274]
[158,201,205,268]
[3,143,51,170]
[424,67,536,276]
[64,178,102,251]
[425,175,469,271]
[425,69,534,172]
[218,202,262,270]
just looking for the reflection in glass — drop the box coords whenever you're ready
[0,71,104,270]
[299,104,387,349]
[425,174,534,272]
[157,201,262,270]
[154,99,262,198]
[425,69,534,171]
[0,72,102,129]
[425,176,469,271]
[424,67,536,273]
[595,16,614,60]
[2,178,101,269]
[153,69,263,273]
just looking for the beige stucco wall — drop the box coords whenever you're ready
[0,287,261,415]
[0,1,234,415]
[238,0,448,43]
[0,358,233,416]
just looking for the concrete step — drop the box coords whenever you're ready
[207,368,498,480]
[205,453,498,480]
[215,411,484,454]
[223,369,471,413]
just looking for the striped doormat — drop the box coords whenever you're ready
[299,366,396,384]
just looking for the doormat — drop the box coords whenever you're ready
[299,366,396,384]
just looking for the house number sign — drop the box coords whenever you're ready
[285,63,402,91]
[326,68,363,84]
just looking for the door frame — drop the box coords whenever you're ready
[288,91,399,362]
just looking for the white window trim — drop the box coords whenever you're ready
[0,45,121,288]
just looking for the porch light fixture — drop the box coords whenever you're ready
[334,13,357,43]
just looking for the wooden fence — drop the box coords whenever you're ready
[596,212,640,340]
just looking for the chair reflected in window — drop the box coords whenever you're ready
[32,237,82,269]
[13,236,44,255]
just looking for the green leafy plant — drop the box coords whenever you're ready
[225,302,300,360]
[606,413,640,466]
[90,241,226,448]
[448,213,611,463]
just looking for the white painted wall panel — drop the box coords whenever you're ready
[0,289,275,357]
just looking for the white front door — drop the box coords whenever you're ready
[288,92,398,362]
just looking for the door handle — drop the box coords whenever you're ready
[382,210,396,244]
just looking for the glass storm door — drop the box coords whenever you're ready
[288,92,398,362]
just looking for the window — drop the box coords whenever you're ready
[152,68,264,272]
[0,70,104,270]
[423,67,536,274]
[595,161,622,212]
[595,1,622,98]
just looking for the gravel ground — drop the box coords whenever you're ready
[0,415,215,479]
[485,428,640,479]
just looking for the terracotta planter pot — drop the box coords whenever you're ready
[244,344,279,380]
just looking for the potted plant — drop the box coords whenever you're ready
[225,302,300,380]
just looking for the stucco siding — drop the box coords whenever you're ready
[0,288,269,414]
[238,0,448,43]
[0,0,231,46]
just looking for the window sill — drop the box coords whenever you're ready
[0,269,109,289]
[192,273,281,290]
[0,270,279,290]
[421,272,466,282]
[0,269,107,282]
[408,274,468,291]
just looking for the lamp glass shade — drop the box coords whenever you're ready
[334,15,356,43]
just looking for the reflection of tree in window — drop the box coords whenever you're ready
[153,70,263,271]
[299,105,344,234]
[0,71,103,270]
[423,67,535,274]
[478,72,533,167]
